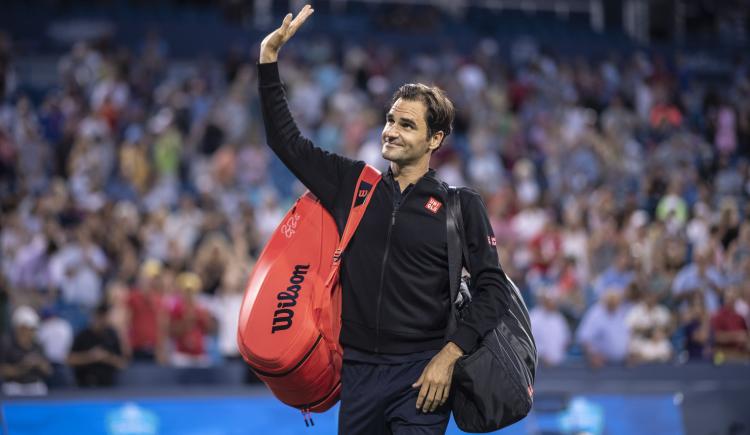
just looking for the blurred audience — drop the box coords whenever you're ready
[1,8,750,390]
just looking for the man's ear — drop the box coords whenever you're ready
[428,131,445,152]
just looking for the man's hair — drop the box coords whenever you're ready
[391,83,455,151]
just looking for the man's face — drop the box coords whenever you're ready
[381,98,439,165]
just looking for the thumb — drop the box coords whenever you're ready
[412,372,424,388]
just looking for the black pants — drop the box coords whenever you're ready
[338,358,451,435]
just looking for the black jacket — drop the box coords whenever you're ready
[258,62,508,354]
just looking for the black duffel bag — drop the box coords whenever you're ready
[445,187,537,433]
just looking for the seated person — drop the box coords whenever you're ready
[0,306,51,396]
[679,292,711,361]
[68,304,127,387]
[529,290,570,366]
[711,286,750,362]
[576,290,631,368]
[626,289,673,364]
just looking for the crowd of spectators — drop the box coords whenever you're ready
[1,15,750,394]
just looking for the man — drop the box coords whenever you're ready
[258,6,508,434]
[529,291,570,367]
[168,272,215,367]
[672,245,725,314]
[576,290,631,368]
[0,306,51,396]
[68,304,127,387]
[127,259,167,362]
[625,287,672,364]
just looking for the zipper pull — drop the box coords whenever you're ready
[302,408,309,427]
[308,410,315,426]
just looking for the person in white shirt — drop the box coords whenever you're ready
[48,226,108,309]
[529,291,570,366]
[37,309,74,386]
[625,290,673,364]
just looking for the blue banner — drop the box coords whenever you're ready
[2,393,683,435]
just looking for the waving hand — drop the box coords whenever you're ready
[259,4,315,64]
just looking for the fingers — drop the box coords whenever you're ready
[422,384,440,413]
[287,5,314,38]
[437,384,449,408]
[282,13,292,27]
[415,383,429,410]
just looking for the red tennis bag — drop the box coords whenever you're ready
[237,165,381,414]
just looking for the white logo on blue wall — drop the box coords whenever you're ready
[106,402,159,435]
[557,397,604,435]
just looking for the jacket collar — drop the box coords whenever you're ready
[385,166,438,186]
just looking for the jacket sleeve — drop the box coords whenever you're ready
[447,188,510,353]
[257,62,361,210]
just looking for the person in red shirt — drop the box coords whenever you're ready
[711,286,750,362]
[169,272,215,367]
[126,260,167,363]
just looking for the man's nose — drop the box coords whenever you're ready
[383,126,397,140]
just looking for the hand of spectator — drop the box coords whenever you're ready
[22,354,51,374]
[259,4,314,64]
[22,354,44,369]
[89,347,110,362]
[587,352,606,369]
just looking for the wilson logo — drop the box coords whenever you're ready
[425,197,442,214]
[354,181,373,207]
[280,214,301,238]
[271,264,310,333]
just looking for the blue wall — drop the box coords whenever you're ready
[3,393,684,435]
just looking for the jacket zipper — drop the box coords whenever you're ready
[374,178,414,352]
[375,209,397,353]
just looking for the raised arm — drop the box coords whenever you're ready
[258,5,361,210]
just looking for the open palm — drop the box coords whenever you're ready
[259,4,315,63]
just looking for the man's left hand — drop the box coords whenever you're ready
[412,342,464,413]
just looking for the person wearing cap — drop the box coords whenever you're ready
[127,259,168,362]
[168,272,215,367]
[0,306,51,396]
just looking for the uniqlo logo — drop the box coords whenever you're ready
[488,236,497,246]
[424,197,442,214]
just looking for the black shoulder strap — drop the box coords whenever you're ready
[446,186,470,336]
